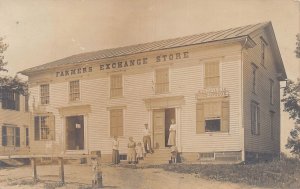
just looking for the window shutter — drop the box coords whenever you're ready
[250,103,254,135]
[34,116,40,140]
[196,102,205,133]
[2,126,7,146]
[15,127,20,147]
[50,115,55,140]
[221,100,230,132]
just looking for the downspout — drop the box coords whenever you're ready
[240,37,248,162]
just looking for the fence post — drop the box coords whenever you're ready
[31,158,37,182]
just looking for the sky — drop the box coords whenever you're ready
[0,0,299,154]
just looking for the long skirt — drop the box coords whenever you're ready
[127,148,136,163]
[112,149,120,164]
[168,130,176,146]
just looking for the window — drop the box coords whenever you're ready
[110,74,123,98]
[261,39,266,66]
[34,115,55,140]
[155,68,169,94]
[270,79,274,105]
[40,84,49,105]
[251,102,260,135]
[110,109,123,137]
[25,127,29,146]
[69,80,80,101]
[196,98,229,133]
[204,62,220,88]
[0,89,20,111]
[251,64,258,93]
[25,95,29,112]
[2,126,20,147]
[270,111,275,140]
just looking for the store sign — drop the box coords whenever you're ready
[196,88,229,99]
[55,51,189,77]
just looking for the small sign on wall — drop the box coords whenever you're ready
[196,88,229,99]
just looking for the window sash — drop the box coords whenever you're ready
[40,84,49,104]
[110,75,123,98]
[251,102,260,135]
[69,80,80,101]
[204,62,220,88]
[110,109,123,137]
[34,116,55,140]
[155,68,169,94]
[1,90,20,110]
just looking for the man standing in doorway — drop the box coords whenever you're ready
[143,123,153,153]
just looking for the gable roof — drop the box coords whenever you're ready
[19,21,286,79]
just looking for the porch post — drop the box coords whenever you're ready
[175,107,182,152]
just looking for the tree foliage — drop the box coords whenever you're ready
[0,37,28,95]
[282,79,300,157]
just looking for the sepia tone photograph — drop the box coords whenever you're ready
[0,0,300,188]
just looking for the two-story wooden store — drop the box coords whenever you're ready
[20,22,286,162]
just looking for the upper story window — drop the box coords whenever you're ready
[251,63,258,94]
[270,79,274,105]
[110,74,123,98]
[34,115,55,140]
[204,62,220,88]
[2,125,20,147]
[25,95,29,112]
[69,80,80,102]
[155,68,169,94]
[251,101,260,135]
[40,84,49,105]
[0,89,20,111]
[196,98,229,133]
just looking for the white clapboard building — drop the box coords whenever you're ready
[0,89,30,155]
[20,22,286,163]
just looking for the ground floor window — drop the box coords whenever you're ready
[25,127,29,146]
[2,126,20,147]
[196,97,229,133]
[34,115,55,140]
[110,109,123,137]
[251,101,260,135]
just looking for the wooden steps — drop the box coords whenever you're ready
[140,148,171,164]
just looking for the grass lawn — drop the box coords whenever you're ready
[144,158,300,189]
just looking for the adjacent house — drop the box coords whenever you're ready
[0,88,30,155]
[20,21,286,162]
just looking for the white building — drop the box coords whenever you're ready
[20,22,286,162]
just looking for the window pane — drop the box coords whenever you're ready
[70,80,80,101]
[205,119,221,132]
[40,84,49,104]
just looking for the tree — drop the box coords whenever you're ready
[282,79,300,157]
[0,37,27,95]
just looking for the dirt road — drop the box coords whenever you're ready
[0,164,266,189]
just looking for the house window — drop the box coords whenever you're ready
[251,64,258,93]
[25,95,29,112]
[270,79,274,105]
[25,127,29,146]
[110,74,123,98]
[2,126,20,147]
[155,68,169,94]
[204,62,220,88]
[0,89,20,111]
[69,80,80,101]
[110,109,123,137]
[34,115,55,140]
[251,101,260,135]
[196,98,229,133]
[270,111,275,140]
[40,84,49,105]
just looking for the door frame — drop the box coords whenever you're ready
[149,107,181,151]
[62,114,88,154]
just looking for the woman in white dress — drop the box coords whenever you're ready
[168,119,176,146]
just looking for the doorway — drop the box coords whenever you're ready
[153,108,175,149]
[66,115,84,150]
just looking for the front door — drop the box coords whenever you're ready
[153,109,165,149]
[66,115,84,150]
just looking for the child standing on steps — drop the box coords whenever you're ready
[136,142,144,163]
